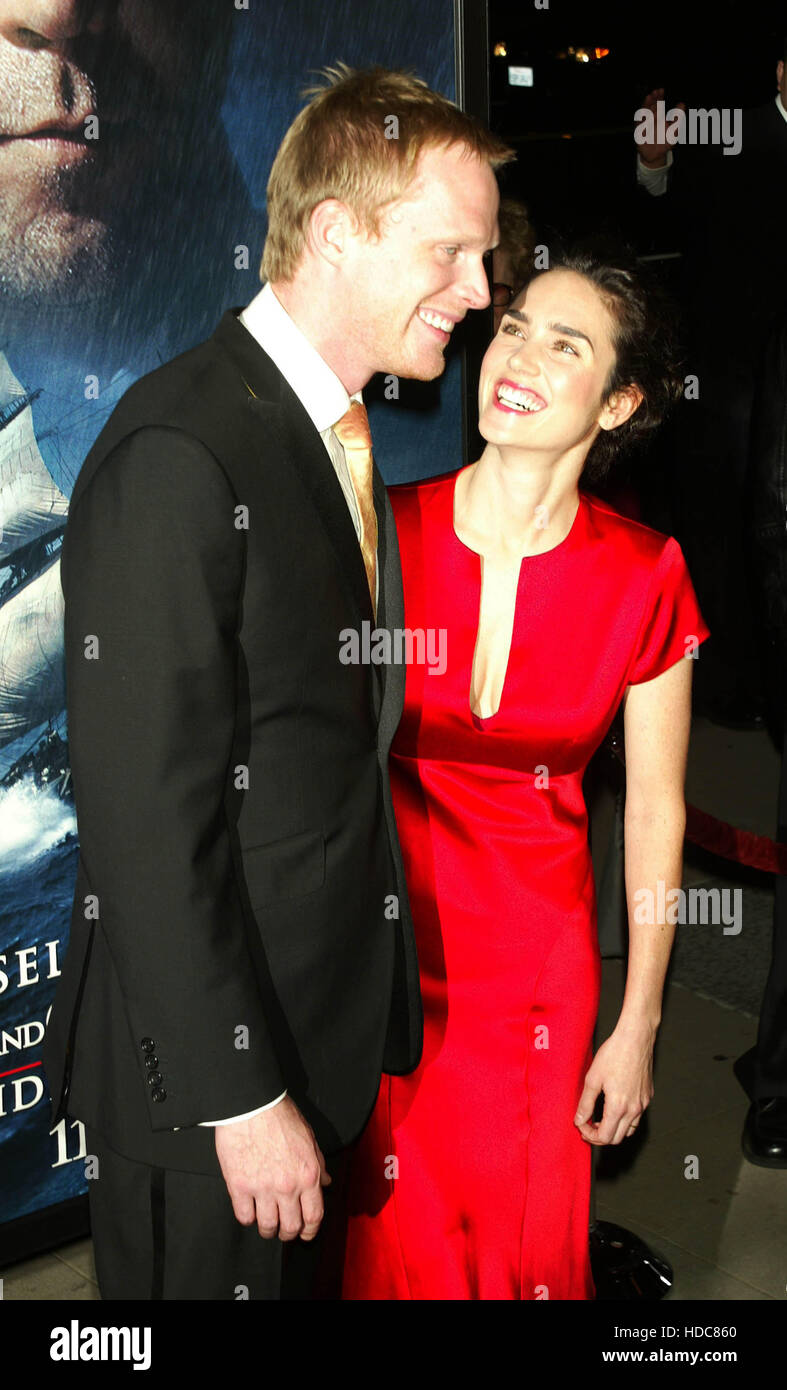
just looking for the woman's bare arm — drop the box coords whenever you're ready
[574,653,693,1145]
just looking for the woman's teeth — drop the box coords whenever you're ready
[497,383,544,412]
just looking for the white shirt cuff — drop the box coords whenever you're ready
[198,1091,288,1126]
[636,148,672,195]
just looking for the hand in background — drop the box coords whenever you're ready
[636,88,686,168]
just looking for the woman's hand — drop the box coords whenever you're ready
[574,1017,657,1145]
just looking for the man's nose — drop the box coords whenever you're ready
[459,255,492,311]
[0,1,113,49]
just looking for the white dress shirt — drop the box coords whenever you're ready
[242,282,369,543]
[198,283,378,1128]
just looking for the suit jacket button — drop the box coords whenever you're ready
[140,1038,155,1052]
[146,1072,163,1086]
[151,1088,167,1103]
[144,1055,159,1069]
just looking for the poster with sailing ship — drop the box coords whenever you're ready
[0,0,462,1255]
[0,356,70,796]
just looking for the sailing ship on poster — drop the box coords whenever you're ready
[0,352,72,802]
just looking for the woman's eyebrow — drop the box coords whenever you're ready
[548,321,594,350]
[504,307,595,351]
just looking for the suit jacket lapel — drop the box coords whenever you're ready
[375,471,406,741]
[212,310,376,636]
[275,379,376,633]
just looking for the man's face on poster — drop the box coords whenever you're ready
[0,0,221,302]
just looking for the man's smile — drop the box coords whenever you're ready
[417,306,460,342]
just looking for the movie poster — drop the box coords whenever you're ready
[0,0,461,1245]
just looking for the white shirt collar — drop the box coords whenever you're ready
[776,93,787,124]
[239,282,360,433]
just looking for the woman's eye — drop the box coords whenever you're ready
[501,321,524,337]
[554,340,577,355]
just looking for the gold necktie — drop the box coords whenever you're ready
[332,401,378,618]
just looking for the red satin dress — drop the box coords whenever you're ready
[340,468,710,1301]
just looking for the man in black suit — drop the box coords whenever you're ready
[636,42,787,1165]
[634,43,787,728]
[737,311,787,1167]
[42,64,510,1299]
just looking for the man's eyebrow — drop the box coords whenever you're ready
[434,230,499,248]
[503,308,594,350]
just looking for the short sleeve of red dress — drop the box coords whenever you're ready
[627,536,711,685]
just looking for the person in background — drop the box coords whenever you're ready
[491,196,536,332]
[634,42,787,728]
[736,312,787,1167]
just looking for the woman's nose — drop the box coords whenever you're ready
[507,338,540,376]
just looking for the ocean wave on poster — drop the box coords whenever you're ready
[0,777,75,871]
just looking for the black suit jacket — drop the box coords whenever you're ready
[638,100,787,367]
[746,313,787,712]
[42,309,423,1173]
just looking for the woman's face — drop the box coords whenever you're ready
[478,268,626,460]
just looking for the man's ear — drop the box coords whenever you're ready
[597,383,644,433]
[778,59,785,92]
[306,199,358,266]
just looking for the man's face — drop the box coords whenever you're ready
[340,142,499,383]
[0,0,214,301]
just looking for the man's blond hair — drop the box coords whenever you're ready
[261,64,515,284]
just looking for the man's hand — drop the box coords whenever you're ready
[637,88,686,168]
[214,1097,331,1240]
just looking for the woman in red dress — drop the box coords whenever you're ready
[340,251,710,1300]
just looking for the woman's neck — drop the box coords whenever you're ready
[455,444,585,559]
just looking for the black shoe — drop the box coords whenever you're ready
[742,1098,787,1168]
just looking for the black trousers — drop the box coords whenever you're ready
[85,1127,350,1300]
[735,726,787,1100]
[673,386,764,715]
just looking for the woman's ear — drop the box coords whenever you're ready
[597,383,644,433]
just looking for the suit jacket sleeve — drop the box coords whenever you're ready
[63,424,286,1130]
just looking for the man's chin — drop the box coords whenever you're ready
[391,350,448,384]
[0,212,114,303]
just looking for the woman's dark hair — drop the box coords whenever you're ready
[524,245,684,485]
